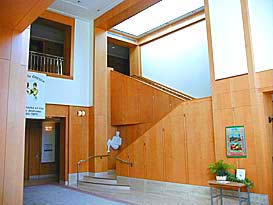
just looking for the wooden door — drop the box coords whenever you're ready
[26,120,42,177]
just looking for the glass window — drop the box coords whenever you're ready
[113,0,204,37]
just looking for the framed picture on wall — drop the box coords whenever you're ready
[226,126,247,158]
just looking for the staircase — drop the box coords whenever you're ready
[131,75,194,101]
[77,170,130,192]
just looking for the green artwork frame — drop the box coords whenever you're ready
[226,126,247,158]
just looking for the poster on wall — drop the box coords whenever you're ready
[41,121,56,163]
[25,71,46,119]
[226,126,247,158]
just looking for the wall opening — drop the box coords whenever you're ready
[24,117,65,185]
[107,42,130,76]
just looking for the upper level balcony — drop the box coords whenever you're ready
[29,51,64,75]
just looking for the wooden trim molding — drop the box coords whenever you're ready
[0,0,54,32]
[95,0,160,30]
[34,10,75,79]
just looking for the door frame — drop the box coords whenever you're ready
[45,104,69,183]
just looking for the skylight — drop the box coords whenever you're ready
[113,0,204,37]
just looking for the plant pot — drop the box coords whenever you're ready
[216,175,227,181]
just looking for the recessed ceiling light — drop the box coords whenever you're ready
[77,0,81,4]
[97,9,101,12]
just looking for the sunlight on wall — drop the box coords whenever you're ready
[249,0,273,72]
[208,0,248,80]
[141,21,211,98]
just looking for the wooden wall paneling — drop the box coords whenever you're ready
[94,27,109,172]
[116,148,129,177]
[107,126,118,170]
[256,70,273,92]
[0,2,52,203]
[0,59,10,201]
[2,28,29,205]
[124,76,140,124]
[162,104,188,184]
[205,0,273,200]
[94,0,160,30]
[28,121,42,176]
[111,71,126,124]
[184,99,215,186]
[129,46,142,76]
[138,83,154,123]
[152,90,172,122]
[89,107,95,172]
[24,126,30,180]
[144,122,164,181]
[242,0,272,197]
[129,137,145,178]
[0,0,54,32]
[116,98,216,187]
[111,70,184,153]
[69,106,89,174]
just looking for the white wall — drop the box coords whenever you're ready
[45,19,93,106]
[208,0,248,80]
[249,0,273,72]
[141,21,211,98]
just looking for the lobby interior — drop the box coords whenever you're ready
[0,0,273,205]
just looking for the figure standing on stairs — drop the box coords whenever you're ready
[107,131,122,153]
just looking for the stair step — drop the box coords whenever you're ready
[83,176,117,184]
[78,180,130,190]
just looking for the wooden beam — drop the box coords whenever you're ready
[95,0,160,30]
[0,0,54,32]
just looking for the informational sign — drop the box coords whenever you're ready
[226,126,247,158]
[41,121,56,163]
[25,72,46,119]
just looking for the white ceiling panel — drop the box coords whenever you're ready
[49,0,124,21]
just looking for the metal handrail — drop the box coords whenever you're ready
[115,157,133,167]
[29,51,64,75]
[77,154,109,187]
[30,51,64,59]
[131,75,194,101]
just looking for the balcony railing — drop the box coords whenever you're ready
[29,51,64,75]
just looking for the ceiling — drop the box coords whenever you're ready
[48,0,124,21]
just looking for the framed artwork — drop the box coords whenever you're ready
[226,126,247,158]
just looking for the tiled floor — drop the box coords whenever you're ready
[23,184,134,205]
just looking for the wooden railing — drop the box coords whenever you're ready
[131,75,194,101]
[115,157,133,167]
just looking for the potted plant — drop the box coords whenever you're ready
[208,160,235,181]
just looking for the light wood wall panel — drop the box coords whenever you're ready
[89,107,95,172]
[0,0,54,32]
[116,98,215,186]
[129,46,142,76]
[93,28,109,172]
[205,0,273,201]
[0,26,30,205]
[69,106,90,174]
[111,70,184,155]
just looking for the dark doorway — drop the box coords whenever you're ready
[107,42,130,76]
[24,118,65,186]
